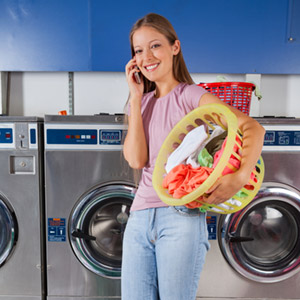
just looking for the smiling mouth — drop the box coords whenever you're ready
[145,63,159,71]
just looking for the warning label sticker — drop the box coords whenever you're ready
[48,218,66,242]
[206,215,217,240]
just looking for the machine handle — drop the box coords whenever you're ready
[228,234,254,243]
[72,229,96,241]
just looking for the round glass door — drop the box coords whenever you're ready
[0,195,18,267]
[69,183,136,278]
[218,183,300,283]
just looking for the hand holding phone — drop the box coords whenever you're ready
[134,66,141,84]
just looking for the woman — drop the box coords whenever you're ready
[122,13,265,300]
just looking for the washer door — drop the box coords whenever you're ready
[218,182,300,283]
[0,195,18,267]
[69,183,136,278]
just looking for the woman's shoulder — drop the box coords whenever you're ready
[180,83,207,95]
[178,82,208,109]
[178,83,208,101]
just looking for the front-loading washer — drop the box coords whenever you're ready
[0,117,45,300]
[196,118,300,299]
[44,114,137,300]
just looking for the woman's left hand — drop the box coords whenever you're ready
[202,171,249,205]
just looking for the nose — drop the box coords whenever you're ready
[143,48,154,60]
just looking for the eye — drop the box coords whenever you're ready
[151,43,161,49]
[135,49,142,55]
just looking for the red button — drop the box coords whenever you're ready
[5,133,11,138]
[66,135,71,139]
[91,135,96,139]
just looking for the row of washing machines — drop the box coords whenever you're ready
[0,114,300,300]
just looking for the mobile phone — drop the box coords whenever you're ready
[134,66,141,84]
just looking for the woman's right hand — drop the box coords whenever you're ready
[125,57,144,99]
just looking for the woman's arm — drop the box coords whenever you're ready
[123,97,148,169]
[123,57,148,169]
[199,93,266,204]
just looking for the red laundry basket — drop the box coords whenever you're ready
[198,82,255,115]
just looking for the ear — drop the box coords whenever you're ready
[172,40,180,55]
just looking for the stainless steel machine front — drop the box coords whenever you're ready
[44,114,136,300]
[0,116,45,300]
[197,118,300,300]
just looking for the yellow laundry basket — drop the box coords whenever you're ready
[152,103,264,214]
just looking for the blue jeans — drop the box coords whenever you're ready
[121,206,210,300]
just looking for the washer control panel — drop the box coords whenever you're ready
[264,130,300,146]
[262,125,300,151]
[0,123,38,149]
[47,129,98,145]
[45,124,126,150]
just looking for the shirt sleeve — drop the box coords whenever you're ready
[183,84,208,110]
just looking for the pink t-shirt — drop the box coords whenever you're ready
[130,83,207,211]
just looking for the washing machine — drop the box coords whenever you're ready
[44,114,137,300]
[0,117,45,300]
[197,117,300,300]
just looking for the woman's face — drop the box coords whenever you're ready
[132,26,180,84]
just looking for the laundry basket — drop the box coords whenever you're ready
[198,82,255,115]
[152,103,264,214]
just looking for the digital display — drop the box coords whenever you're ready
[264,130,300,146]
[99,129,122,145]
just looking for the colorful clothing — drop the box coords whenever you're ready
[162,164,213,199]
[163,132,257,210]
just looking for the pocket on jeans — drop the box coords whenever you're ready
[171,205,202,217]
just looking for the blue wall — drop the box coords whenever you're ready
[0,0,299,73]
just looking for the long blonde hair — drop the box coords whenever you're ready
[129,13,194,93]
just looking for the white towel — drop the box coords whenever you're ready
[186,126,225,168]
[165,125,208,173]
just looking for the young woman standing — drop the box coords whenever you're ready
[122,13,265,300]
